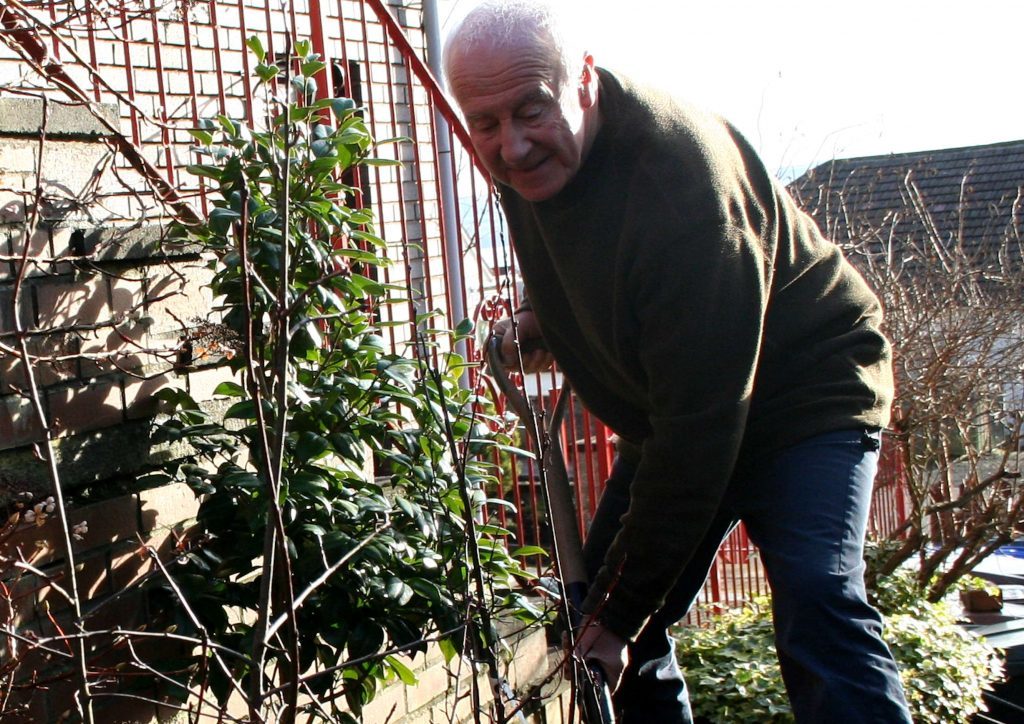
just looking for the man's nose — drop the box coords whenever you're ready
[499,122,531,166]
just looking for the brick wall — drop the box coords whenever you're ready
[0,98,197,486]
[0,483,200,722]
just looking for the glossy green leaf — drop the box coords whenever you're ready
[213,381,246,397]
[245,35,265,62]
[386,655,418,686]
[186,163,223,180]
[224,400,257,420]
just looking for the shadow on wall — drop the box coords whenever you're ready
[0,480,200,722]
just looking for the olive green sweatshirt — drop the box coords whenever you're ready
[498,71,893,640]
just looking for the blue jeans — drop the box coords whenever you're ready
[582,428,912,723]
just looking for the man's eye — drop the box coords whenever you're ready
[471,119,497,133]
[519,105,544,120]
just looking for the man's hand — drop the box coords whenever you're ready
[574,617,628,693]
[493,311,554,374]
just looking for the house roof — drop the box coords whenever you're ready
[788,139,1024,263]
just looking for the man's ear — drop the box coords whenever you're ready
[578,52,598,109]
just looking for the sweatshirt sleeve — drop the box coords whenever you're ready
[581,144,779,639]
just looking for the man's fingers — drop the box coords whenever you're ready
[492,311,553,372]
[500,332,518,367]
[500,336,549,371]
[521,349,554,374]
[573,619,628,692]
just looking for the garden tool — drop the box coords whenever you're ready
[487,336,615,724]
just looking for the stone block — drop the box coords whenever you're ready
[0,575,42,636]
[145,260,215,336]
[108,274,148,320]
[362,674,408,723]
[542,686,571,724]
[4,224,53,279]
[33,274,111,331]
[47,377,123,437]
[39,140,116,205]
[189,46,215,70]
[32,547,112,609]
[49,225,87,259]
[507,626,549,691]
[107,539,154,593]
[138,482,198,537]
[2,516,63,573]
[0,286,24,335]
[90,40,118,66]
[0,141,38,176]
[3,334,81,392]
[0,394,44,451]
[92,224,180,262]
[51,395,227,494]
[451,680,496,723]
[87,196,135,227]
[0,188,28,226]
[128,43,152,68]
[123,370,183,420]
[162,23,186,46]
[406,660,453,713]
[0,419,155,505]
[198,72,223,98]
[74,493,142,556]
[0,350,33,402]
[0,491,140,569]
[185,365,233,404]
[82,583,151,637]
[0,98,118,138]
[77,322,150,378]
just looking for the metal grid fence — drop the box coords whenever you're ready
[0,0,908,619]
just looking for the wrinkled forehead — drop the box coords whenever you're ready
[446,21,569,89]
[447,37,563,99]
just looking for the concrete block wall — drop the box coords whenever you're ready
[0,98,205,490]
[0,92,233,721]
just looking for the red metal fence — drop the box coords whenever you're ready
[0,0,905,618]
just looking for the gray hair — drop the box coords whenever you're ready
[442,0,585,88]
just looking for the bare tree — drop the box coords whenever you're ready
[795,166,1024,601]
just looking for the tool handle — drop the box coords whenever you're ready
[486,336,615,723]
[581,661,616,724]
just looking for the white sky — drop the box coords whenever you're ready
[438,0,1024,179]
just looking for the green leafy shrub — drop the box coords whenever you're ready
[676,582,1004,723]
[675,600,792,722]
[146,38,542,721]
[871,567,1005,723]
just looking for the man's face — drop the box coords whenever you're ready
[448,40,589,202]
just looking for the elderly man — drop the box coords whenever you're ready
[444,2,912,722]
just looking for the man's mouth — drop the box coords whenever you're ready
[510,155,550,176]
